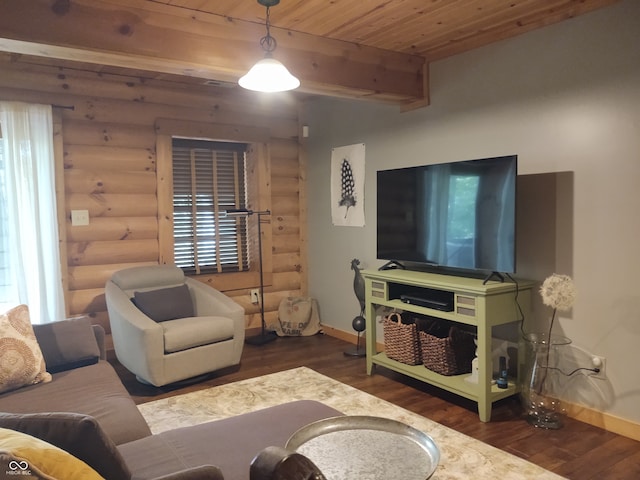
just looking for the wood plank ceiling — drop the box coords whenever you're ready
[0,0,621,105]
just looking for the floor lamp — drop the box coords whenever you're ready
[225,208,277,345]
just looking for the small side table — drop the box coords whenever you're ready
[286,416,439,480]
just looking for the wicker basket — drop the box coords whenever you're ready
[383,313,422,365]
[419,326,476,376]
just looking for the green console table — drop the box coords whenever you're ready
[363,269,533,422]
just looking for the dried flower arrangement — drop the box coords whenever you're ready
[539,273,577,343]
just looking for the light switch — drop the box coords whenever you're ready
[71,209,89,226]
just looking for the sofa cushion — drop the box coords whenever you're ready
[0,427,103,479]
[162,316,234,353]
[0,412,131,479]
[133,284,195,322]
[0,305,52,394]
[118,400,342,480]
[0,360,151,445]
[33,316,100,373]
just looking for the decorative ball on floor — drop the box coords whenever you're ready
[352,315,365,334]
[344,315,366,357]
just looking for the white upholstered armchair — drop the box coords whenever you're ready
[105,265,245,387]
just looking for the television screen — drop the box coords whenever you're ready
[376,155,517,274]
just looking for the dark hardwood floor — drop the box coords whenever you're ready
[109,333,640,480]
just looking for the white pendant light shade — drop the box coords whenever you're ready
[239,0,299,93]
[239,56,300,92]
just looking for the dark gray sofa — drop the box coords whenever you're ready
[0,317,340,479]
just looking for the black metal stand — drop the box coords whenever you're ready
[344,313,366,358]
[227,209,277,346]
[482,271,505,285]
[247,210,276,346]
[343,331,366,357]
[378,260,406,271]
[245,330,277,345]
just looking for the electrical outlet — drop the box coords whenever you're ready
[591,355,606,379]
[250,289,260,305]
[71,209,89,226]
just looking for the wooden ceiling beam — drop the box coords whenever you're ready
[0,0,427,105]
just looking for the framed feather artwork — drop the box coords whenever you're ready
[330,143,365,227]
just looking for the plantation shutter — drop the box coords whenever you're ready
[172,138,249,274]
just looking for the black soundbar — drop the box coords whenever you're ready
[400,294,454,312]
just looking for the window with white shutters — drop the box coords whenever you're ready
[172,138,250,275]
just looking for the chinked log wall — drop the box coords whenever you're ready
[0,59,306,337]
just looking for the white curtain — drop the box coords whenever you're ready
[0,102,64,323]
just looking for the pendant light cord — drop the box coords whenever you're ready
[260,5,277,53]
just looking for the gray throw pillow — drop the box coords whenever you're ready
[0,412,132,480]
[32,316,100,374]
[133,284,194,322]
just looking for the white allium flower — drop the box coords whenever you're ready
[540,274,576,311]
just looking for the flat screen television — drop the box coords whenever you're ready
[376,155,517,275]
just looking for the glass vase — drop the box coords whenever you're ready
[520,333,572,429]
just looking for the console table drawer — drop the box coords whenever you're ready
[456,295,476,317]
[370,280,387,300]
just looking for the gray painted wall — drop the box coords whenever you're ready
[304,0,640,424]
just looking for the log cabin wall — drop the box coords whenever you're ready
[0,56,306,339]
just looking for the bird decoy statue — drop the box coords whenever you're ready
[345,258,366,357]
[351,258,365,316]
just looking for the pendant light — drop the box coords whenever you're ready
[238,0,300,93]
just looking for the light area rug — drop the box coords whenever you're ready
[138,366,565,480]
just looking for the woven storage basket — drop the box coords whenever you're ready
[419,326,476,376]
[383,313,421,365]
